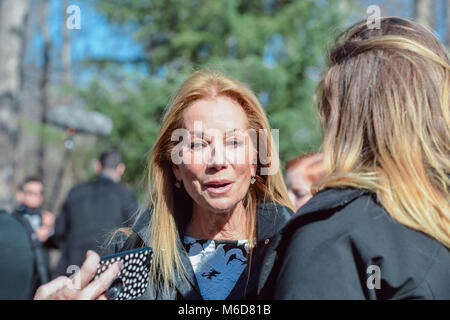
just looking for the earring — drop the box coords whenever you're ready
[250,177,256,185]
[175,181,181,189]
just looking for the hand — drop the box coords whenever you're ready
[36,226,52,242]
[36,211,56,242]
[41,210,55,228]
[34,250,122,300]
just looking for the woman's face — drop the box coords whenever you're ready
[285,165,313,211]
[172,96,257,214]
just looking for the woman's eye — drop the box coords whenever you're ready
[190,141,206,150]
[227,139,243,148]
[295,190,307,199]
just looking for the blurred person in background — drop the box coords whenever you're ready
[284,152,326,210]
[270,17,450,299]
[13,177,55,243]
[52,149,138,278]
[11,177,54,294]
[0,208,35,299]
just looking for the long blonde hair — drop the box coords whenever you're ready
[315,17,450,247]
[141,70,292,293]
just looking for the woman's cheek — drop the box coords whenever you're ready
[184,148,212,166]
[180,163,206,191]
[227,147,245,164]
[227,144,254,165]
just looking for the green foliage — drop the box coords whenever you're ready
[20,118,67,143]
[77,0,352,187]
[76,72,185,187]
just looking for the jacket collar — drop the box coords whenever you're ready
[131,210,202,299]
[97,174,117,183]
[287,187,370,228]
[131,201,292,299]
[256,202,292,242]
[131,201,292,250]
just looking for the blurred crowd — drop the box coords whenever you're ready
[0,142,325,300]
[0,149,139,299]
[0,147,324,299]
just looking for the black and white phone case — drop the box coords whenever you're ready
[94,246,153,300]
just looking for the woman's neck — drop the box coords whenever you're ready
[186,202,248,240]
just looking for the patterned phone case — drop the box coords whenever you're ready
[94,246,153,300]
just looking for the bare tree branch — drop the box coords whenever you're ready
[37,0,51,178]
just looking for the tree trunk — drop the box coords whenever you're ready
[62,0,72,87]
[0,0,31,211]
[37,0,51,178]
[414,0,435,29]
[446,0,450,48]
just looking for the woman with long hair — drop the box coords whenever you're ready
[34,70,293,300]
[271,17,450,299]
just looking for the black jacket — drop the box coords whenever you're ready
[0,210,35,299]
[11,206,50,291]
[53,175,138,276]
[269,188,450,299]
[108,202,293,300]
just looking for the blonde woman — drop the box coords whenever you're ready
[34,70,294,300]
[270,17,450,299]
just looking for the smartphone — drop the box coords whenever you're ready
[94,246,153,300]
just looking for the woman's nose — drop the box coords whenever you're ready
[207,143,227,169]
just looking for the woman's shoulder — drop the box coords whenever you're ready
[257,202,293,220]
[102,208,152,255]
[277,187,450,299]
[289,188,435,235]
[256,201,293,241]
[283,187,444,254]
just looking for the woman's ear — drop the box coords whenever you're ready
[251,155,258,176]
[172,164,182,181]
[250,163,257,178]
[94,161,102,174]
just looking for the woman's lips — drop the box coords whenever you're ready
[204,180,233,194]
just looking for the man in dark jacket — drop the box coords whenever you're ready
[0,209,35,299]
[11,177,54,294]
[53,149,138,277]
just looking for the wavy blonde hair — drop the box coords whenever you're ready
[134,70,293,293]
[314,17,450,247]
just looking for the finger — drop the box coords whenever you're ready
[33,276,72,300]
[72,250,101,290]
[80,261,122,300]
[96,294,108,300]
